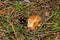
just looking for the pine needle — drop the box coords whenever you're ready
[10,22,18,40]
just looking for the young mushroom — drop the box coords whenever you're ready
[27,15,42,30]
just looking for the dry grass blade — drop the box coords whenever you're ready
[10,22,18,40]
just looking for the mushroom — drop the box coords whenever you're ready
[27,15,42,30]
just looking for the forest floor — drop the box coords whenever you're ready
[0,0,60,40]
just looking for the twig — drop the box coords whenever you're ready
[10,22,18,40]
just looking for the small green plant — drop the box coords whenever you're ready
[14,1,27,11]
[51,11,60,31]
